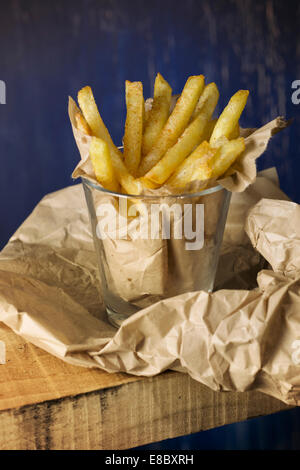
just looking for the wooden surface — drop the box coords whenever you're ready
[0,322,291,450]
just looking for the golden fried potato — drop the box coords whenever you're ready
[211,137,245,179]
[167,141,218,188]
[228,121,240,139]
[145,83,219,185]
[138,75,205,176]
[142,73,172,156]
[78,86,141,194]
[89,137,119,192]
[201,118,217,141]
[210,90,249,146]
[124,81,144,175]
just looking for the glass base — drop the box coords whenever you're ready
[106,286,214,328]
[106,306,129,328]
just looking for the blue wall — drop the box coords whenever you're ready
[137,407,300,450]
[0,0,300,449]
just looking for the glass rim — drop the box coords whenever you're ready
[81,176,226,200]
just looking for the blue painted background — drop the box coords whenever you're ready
[0,0,299,449]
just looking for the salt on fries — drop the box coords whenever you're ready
[209,90,248,145]
[78,86,142,195]
[123,80,144,176]
[75,75,249,195]
[138,75,205,176]
[142,73,172,157]
[144,82,219,185]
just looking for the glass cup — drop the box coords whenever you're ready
[82,177,231,327]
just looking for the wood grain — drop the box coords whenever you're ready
[0,322,290,449]
[0,323,141,412]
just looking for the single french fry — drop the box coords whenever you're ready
[228,121,240,139]
[113,159,143,194]
[138,177,160,190]
[210,90,249,146]
[211,137,245,179]
[124,81,144,175]
[190,80,213,121]
[142,73,172,156]
[208,121,239,147]
[144,98,153,125]
[138,75,205,176]
[192,83,219,120]
[167,141,218,188]
[144,94,179,123]
[89,137,119,191]
[169,94,180,113]
[201,118,217,141]
[144,93,178,129]
[78,86,142,195]
[211,135,229,148]
[145,83,219,185]
[75,112,92,135]
[78,86,116,146]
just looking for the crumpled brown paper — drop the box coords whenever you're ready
[0,168,299,405]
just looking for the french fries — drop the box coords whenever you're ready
[211,137,245,179]
[201,118,217,142]
[78,86,116,147]
[144,98,153,125]
[124,81,144,176]
[138,75,205,176]
[167,141,218,188]
[144,83,219,185]
[229,121,240,139]
[169,94,180,113]
[142,73,172,156]
[167,137,245,188]
[210,90,249,146]
[190,82,214,120]
[89,137,119,192]
[137,177,159,190]
[75,75,249,195]
[78,86,142,195]
[106,156,142,195]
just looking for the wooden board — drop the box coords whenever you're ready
[0,322,291,449]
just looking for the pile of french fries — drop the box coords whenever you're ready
[75,74,249,195]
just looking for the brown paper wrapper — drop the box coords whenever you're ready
[246,198,300,278]
[0,168,299,405]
